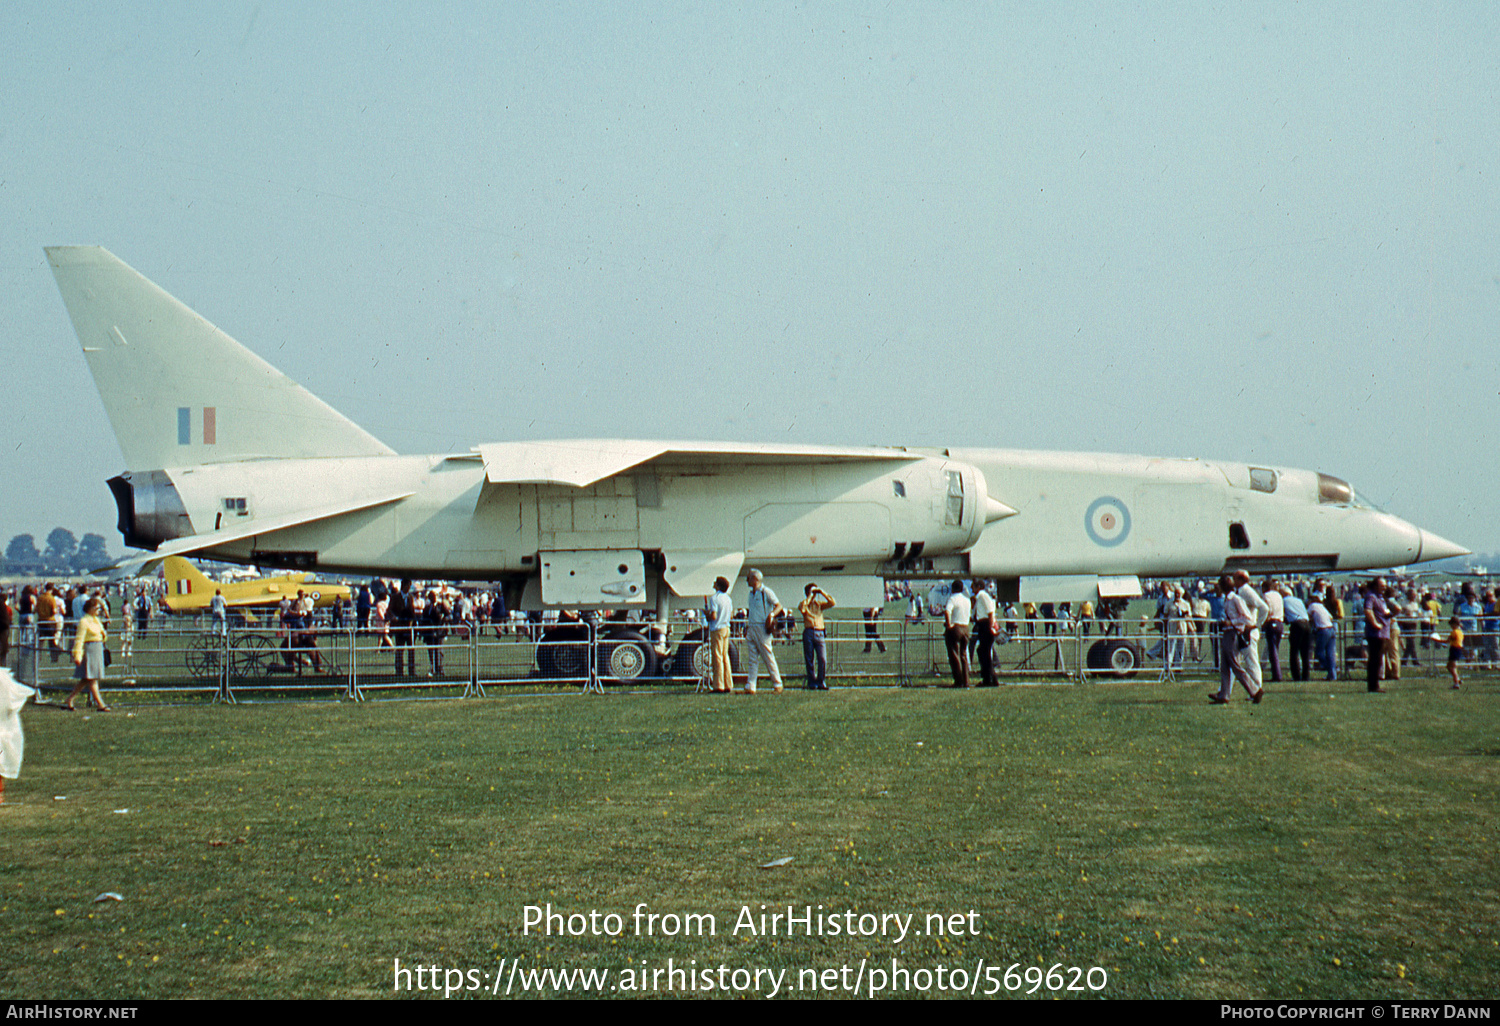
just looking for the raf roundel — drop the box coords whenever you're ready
[1084,496,1131,548]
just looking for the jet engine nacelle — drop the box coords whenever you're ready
[906,459,994,556]
[107,470,192,551]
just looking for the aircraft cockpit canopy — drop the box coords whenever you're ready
[1317,473,1384,512]
[1317,473,1351,504]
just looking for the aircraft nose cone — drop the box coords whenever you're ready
[1418,530,1470,564]
[984,496,1018,523]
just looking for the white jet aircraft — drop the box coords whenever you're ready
[46,246,1467,675]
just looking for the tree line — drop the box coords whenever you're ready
[3,529,113,575]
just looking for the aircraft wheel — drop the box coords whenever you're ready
[1087,639,1142,677]
[185,635,223,679]
[536,624,590,679]
[672,628,740,679]
[599,631,658,683]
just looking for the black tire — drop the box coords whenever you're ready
[672,628,740,679]
[598,630,658,683]
[536,623,590,679]
[1087,639,1142,677]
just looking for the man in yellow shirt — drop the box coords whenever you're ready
[798,584,835,690]
[35,587,58,663]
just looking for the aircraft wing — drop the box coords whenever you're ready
[95,489,414,579]
[470,440,918,487]
[464,442,920,598]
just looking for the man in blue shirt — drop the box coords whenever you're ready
[1455,585,1482,637]
[1281,585,1311,681]
[1206,588,1225,668]
[704,576,734,693]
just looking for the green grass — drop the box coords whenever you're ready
[2,671,1496,999]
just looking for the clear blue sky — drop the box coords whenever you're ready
[2,2,1495,556]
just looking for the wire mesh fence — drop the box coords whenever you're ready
[3,610,1490,703]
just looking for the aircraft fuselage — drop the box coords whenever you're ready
[112,445,1446,605]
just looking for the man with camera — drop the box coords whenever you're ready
[743,569,785,695]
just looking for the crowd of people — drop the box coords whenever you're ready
[0,581,161,708]
[1,568,1494,696]
[871,572,1497,694]
[1139,573,1490,700]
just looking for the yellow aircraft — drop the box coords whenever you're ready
[161,556,352,614]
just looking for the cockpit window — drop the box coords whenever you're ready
[1317,473,1384,512]
[1317,474,1352,505]
[945,471,963,526]
[1249,468,1277,493]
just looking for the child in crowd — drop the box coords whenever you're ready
[1443,616,1464,689]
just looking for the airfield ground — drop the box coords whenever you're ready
[2,666,1496,1000]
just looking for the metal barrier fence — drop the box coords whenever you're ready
[2,614,1491,701]
[3,620,752,701]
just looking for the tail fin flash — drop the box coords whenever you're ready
[46,246,394,469]
[163,556,211,597]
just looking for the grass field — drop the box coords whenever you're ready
[2,670,1496,1000]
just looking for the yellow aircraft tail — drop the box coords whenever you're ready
[163,556,213,602]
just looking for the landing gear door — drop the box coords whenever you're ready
[540,550,648,606]
[662,550,745,599]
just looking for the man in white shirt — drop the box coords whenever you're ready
[1261,578,1286,682]
[1308,591,1337,680]
[1164,584,1191,669]
[972,580,999,687]
[743,569,784,694]
[1191,591,1212,663]
[1214,574,1265,704]
[944,579,973,688]
[1234,570,1271,692]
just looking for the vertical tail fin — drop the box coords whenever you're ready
[46,246,394,469]
[162,556,211,598]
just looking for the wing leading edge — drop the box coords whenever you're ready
[470,440,920,488]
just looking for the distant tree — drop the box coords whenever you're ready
[74,533,111,572]
[43,528,78,573]
[5,534,42,572]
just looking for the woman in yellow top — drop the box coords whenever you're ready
[66,598,112,712]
